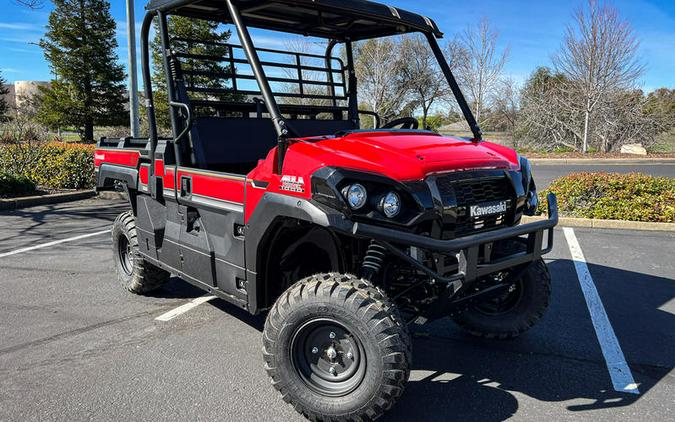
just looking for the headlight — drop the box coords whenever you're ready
[380,191,401,218]
[342,183,367,210]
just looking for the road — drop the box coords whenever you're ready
[531,160,675,188]
[1,198,674,422]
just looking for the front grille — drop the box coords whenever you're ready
[436,174,514,239]
[454,213,507,237]
[437,176,510,205]
[454,178,510,204]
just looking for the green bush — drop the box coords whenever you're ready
[0,142,95,190]
[539,172,675,223]
[0,172,36,197]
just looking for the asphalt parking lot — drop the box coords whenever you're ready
[1,197,674,421]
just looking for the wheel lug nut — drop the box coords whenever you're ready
[347,352,353,360]
[329,332,336,339]
[329,366,337,375]
[311,347,319,354]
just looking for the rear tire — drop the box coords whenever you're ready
[454,240,551,339]
[263,273,411,421]
[112,211,169,294]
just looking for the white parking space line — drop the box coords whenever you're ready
[0,229,111,259]
[563,227,640,395]
[155,295,218,322]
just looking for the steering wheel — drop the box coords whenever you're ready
[381,117,419,130]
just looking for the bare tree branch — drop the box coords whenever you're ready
[553,0,644,152]
[14,0,45,8]
[452,18,509,126]
[396,35,451,129]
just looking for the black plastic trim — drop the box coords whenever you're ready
[244,192,351,313]
[96,163,138,189]
[352,194,557,254]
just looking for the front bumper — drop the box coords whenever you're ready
[351,193,558,284]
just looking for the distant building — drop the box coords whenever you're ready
[1,83,15,109]
[14,80,50,110]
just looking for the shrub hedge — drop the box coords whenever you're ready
[539,172,675,223]
[0,172,37,197]
[0,142,95,190]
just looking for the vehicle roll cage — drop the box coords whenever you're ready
[140,0,482,185]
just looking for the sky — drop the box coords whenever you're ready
[0,0,674,92]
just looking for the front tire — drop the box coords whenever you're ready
[454,240,551,340]
[263,273,411,421]
[112,211,170,294]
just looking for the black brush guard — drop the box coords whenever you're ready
[352,193,558,288]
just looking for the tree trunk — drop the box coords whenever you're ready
[582,106,591,153]
[84,121,94,142]
[372,101,378,129]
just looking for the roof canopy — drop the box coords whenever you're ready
[145,0,443,40]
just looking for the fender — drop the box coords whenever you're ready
[96,163,139,190]
[244,192,352,313]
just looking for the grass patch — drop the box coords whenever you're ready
[539,172,675,223]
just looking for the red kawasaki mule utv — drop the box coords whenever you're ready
[95,0,557,420]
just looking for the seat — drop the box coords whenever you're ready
[188,117,357,172]
[189,117,277,172]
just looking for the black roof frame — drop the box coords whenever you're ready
[146,0,443,41]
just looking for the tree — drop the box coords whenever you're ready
[0,70,9,121]
[553,0,644,153]
[353,38,409,127]
[643,88,675,132]
[35,80,75,131]
[38,0,127,141]
[594,89,658,152]
[516,67,584,151]
[452,18,509,126]
[490,77,520,134]
[396,35,451,129]
[151,16,240,132]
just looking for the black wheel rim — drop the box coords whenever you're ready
[118,234,134,276]
[290,318,366,397]
[474,279,524,316]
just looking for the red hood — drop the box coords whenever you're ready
[283,131,520,182]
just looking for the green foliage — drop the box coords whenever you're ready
[539,173,675,223]
[151,16,239,132]
[35,80,77,130]
[643,88,675,133]
[38,0,127,141]
[0,70,9,120]
[650,128,675,153]
[0,142,95,190]
[419,114,445,132]
[0,172,36,197]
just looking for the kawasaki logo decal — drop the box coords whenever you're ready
[469,200,507,217]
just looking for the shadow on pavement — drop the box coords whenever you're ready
[147,276,206,300]
[157,258,674,421]
[0,199,128,244]
[386,259,674,421]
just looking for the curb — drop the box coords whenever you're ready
[529,158,675,165]
[522,215,675,232]
[0,190,96,211]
